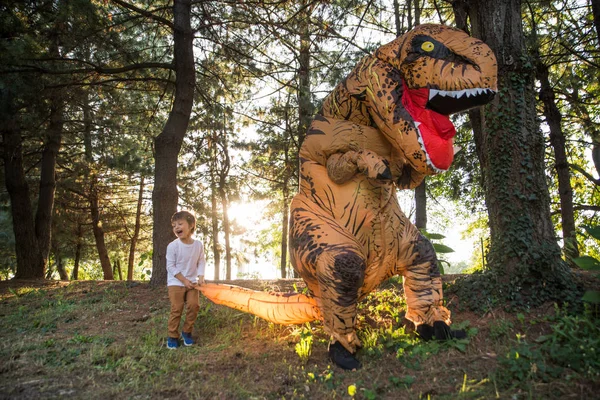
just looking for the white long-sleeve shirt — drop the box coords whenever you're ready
[166,238,206,287]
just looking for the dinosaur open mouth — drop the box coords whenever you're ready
[401,83,495,171]
[428,88,496,115]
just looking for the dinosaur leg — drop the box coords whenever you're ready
[401,232,465,340]
[316,249,365,370]
[316,249,364,334]
[290,205,365,369]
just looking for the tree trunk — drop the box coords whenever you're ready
[592,0,600,44]
[218,125,232,280]
[393,0,402,36]
[1,92,45,279]
[220,189,231,280]
[89,178,113,280]
[150,0,195,286]
[452,2,489,197]
[211,178,221,280]
[464,0,575,298]
[52,241,68,281]
[414,180,427,231]
[72,224,82,280]
[590,0,600,177]
[297,2,312,147]
[35,95,64,269]
[113,259,123,281]
[536,61,578,260]
[128,175,145,280]
[83,96,113,280]
[280,196,290,278]
[413,0,421,25]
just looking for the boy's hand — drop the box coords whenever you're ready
[175,273,195,289]
[197,275,205,286]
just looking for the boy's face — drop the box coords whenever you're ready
[172,218,194,242]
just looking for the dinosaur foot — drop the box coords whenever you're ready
[417,321,466,341]
[328,341,362,371]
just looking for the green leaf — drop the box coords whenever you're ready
[535,335,550,343]
[582,225,600,241]
[572,256,600,271]
[425,233,446,240]
[433,244,455,254]
[582,290,600,304]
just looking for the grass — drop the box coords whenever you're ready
[0,278,598,399]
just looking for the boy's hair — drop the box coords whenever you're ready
[171,210,196,230]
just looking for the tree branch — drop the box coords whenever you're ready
[110,0,174,29]
[570,163,600,186]
[2,62,174,76]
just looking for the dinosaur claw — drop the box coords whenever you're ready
[376,166,392,180]
[328,342,362,371]
[416,323,434,341]
[418,321,466,341]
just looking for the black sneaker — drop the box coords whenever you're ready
[328,341,362,370]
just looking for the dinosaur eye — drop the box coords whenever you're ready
[421,41,435,52]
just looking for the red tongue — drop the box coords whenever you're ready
[401,84,456,139]
[401,83,456,170]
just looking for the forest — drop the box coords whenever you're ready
[0,0,598,286]
[0,0,599,398]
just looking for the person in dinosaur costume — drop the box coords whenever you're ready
[197,23,497,370]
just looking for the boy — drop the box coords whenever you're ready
[166,210,206,349]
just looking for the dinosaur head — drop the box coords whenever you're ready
[375,24,497,171]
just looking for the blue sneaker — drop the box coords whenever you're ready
[167,337,179,349]
[181,331,194,346]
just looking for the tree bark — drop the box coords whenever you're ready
[210,182,221,280]
[297,2,312,148]
[464,0,574,295]
[82,96,113,280]
[592,0,600,43]
[90,177,113,280]
[52,239,68,280]
[218,125,232,280]
[150,0,195,286]
[72,224,82,280]
[35,95,63,269]
[128,175,145,280]
[281,196,290,278]
[1,92,45,279]
[589,0,600,177]
[414,180,427,231]
[220,189,231,280]
[536,61,579,260]
[113,259,123,280]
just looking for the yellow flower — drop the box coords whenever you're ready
[348,384,357,397]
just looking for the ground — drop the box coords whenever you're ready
[0,273,598,399]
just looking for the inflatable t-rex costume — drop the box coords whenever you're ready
[198,24,497,370]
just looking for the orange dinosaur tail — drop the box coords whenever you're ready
[196,283,322,325]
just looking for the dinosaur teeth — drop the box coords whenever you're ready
[413,122,446,174]
[428,88,494,100]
